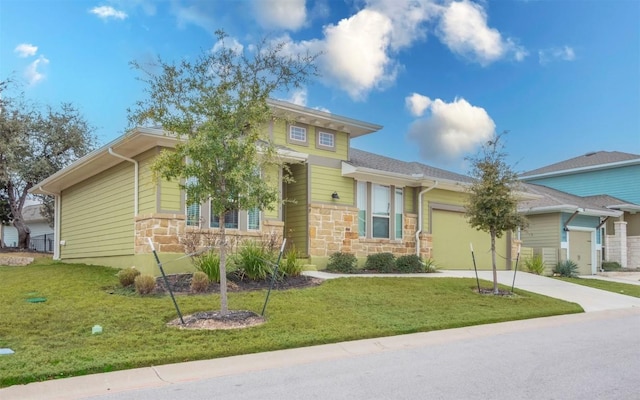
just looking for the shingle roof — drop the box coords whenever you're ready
[521,151,640,177]
[349,148,473,183]
[519,183,620,216]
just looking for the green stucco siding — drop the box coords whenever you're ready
[310,165,354,205]
[137,149,158,214]
[521,213,561,248]
[263,165,281,219]
[160,178,181,212]
[404,186,415,213]
[421,189,467,231]
[60,162,134,258]
[284,163,308,255]
[272,120,349,160]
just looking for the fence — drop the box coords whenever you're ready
[29,234,54,253]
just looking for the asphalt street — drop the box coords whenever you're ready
[84,308,640,400]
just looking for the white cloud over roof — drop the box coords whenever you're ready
[407,95,495,163]
[25,55,49,85]
[90,5,128,20]
[253,0,307,31]
[14,43,38,57]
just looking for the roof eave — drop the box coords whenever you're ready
[341,163,468,192]
[521,158,640,180]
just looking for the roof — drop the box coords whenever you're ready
[583,194,640,213]
[22,204,47,222]
[348,149,473,183]
[521,151,640,178]
[518,183,622,217]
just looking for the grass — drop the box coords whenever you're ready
[0,259,582,387]
[556,277,640,298]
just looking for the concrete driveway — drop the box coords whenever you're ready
[304,270,640,312]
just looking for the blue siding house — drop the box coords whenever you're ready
[521,151,640,269]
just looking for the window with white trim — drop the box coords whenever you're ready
[289,125,306,142]
[185,176,200,226]
[318,131,335,148]
[357,181,367,237]
[372,184,390,238]
[210,207,239,229]
[395,188,403,239]
[248,207,260,230]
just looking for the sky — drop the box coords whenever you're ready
[1,0,639,175]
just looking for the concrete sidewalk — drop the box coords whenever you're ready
[304,269,640,312]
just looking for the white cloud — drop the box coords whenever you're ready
[285,88,308,107]
[436,0,526,65]
[253,0,307,31]
[365,0,439,51]
[172,1,216,34]
[14,43,38,58]
[539,46,576,65]
[25,55,49,86]
[212,36,244,54]
[90,5,128,20]
[405,93,432,117]
[407,95,495,162]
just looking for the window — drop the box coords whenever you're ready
[372,184,390,238]
[186,203,201,227]
[289,125,306,142]
[318,131,335,148]
[210,207,239,229]
[248,207,260,230]
[395,188,403,239]
[357,181,367,237]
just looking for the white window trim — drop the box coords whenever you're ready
[287,123,309,146]
[316,130,336,151]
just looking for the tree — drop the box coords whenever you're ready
[465,133,528,294]
[0,80,96,249]
[129,30,318,315]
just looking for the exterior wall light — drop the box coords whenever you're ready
[332,191,340,200]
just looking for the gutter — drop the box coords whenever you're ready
[416,181,439,258]
[38,186,61,260]
[108,148,139,216]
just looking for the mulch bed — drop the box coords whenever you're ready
[154,273,323,295]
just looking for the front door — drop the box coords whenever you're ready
[570,230,593,275]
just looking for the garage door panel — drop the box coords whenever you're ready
[432,210,508,270]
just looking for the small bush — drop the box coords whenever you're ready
[117,267,140,287]
[423,258,437,273]
[194,251,221,283]
[601,261,622,271]
[553,260,579,277]
[236,240,275,280]
[326,252,357,273]
[280,246,303,277]
[365,253,396,273]
[134,274,156,295]
[190,271,210,293]
[524,255,545,275]
[395,255,424,273]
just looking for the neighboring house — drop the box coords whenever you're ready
[1,204,54,252]
[518,184,622,275]
[31,100,520,275]
[521,151,640,268]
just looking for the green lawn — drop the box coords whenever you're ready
[0,259,582,387]
[557,277,640,298]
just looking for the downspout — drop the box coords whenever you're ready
[108,148,139,216]
[38,186,60,260]
[415,181,439,257]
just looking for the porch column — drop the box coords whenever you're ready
[614,221,628,268]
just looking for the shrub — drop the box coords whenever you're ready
[601,261,622,271]
[423,258,437,273]
[279,246,303,277]
[326,252,357,273]
[524,255,545,275]
[236,240,275,280]
[190,271,210,293]
[117,267,140,287]
[365,252,396,273]
[553,260,579,277]
[194,251,221,283]
[134,274,156,295]
[395,254,424,273]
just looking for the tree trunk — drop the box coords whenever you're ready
[491,231,498,294]
[13,216,31,249]
[218,211,229,315]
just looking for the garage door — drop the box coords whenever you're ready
[569,230,593,275]
[431,209,508,270]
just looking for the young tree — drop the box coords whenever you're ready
[465,133,527,294]
[0,81,96,249]
[129,30,317,315]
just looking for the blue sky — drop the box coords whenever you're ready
[2,0,638,174]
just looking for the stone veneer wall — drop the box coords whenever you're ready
[627,236,640,269]
[308,203,430,259]
[135,214,285,254]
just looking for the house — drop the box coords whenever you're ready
[30,100,520,275]
[1,204,54,252]
[521,151,640,268]
[518,183,622,275]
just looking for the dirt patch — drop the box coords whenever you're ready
[0,249,52,265]
[167,310,266,330]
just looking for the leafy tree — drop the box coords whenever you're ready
[129,30,318,315]
[465,133,527,294]
[0,80,96,249]
[0,182,11,227]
